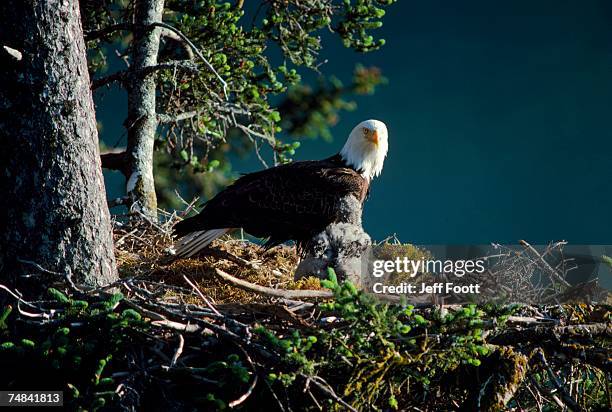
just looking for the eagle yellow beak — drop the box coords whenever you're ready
[366,130,379,145]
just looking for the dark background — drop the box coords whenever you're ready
[98,0,612,244]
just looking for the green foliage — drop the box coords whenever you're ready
[83,0,396,208]
[48,287,70,304]
[0,305,12,330]
[3,278,606,410]
[320,266,339,290]
[0,288,266,410]
[254,269,519,410]
[0,290,148,409]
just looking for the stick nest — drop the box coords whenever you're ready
[113,215,322,304]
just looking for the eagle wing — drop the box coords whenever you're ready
[173,159,368,245]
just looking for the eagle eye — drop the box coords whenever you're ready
[363,127,369,135]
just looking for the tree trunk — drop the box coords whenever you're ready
[0,0,118,292]
[124,0,165,220]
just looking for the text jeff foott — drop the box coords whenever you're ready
[372,282,481,295]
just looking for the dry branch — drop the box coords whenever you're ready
[519,240,571,288]
[531,348,583,412]
[91,60,198,90]
[214,268,333,299]
[101,151,128,174]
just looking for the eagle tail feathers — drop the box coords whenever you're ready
[174,228,230,258]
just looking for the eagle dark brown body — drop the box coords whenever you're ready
[173,154,369,250]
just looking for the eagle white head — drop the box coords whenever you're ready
[340,119,388,181]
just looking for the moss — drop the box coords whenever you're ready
[373,242,434,283]
[488,347,528,410]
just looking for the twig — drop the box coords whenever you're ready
[108,196,131,209]
[206,248,261,270]
[529,375,565,410]
[182,275,222,316]
[214,268,333,299]
[0,284,52,319]
[307,375,357,412]
[158,110,205,124]
[532,349,583,412]
[16,303,51,319]
[114,228,139,247]
[151,319,201,333]
[85,23,132,41]
[553,322,611,337]
[519,240,571,288]
[16,258,82,293]
[158,365,219,384]
[149,22,228,99]
[229,344,259,408]
[229,373,257,408]
[123,299,166,321]
[92,60,198,90]
[158,104,250,124]
[170,334,185,367]
[263,377,287,412]
[506,315,558,325]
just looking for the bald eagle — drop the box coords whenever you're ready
[173,119,388,258]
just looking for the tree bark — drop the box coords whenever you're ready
[124,0,165,219]
[0,0,118,292]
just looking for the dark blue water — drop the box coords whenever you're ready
[99,0,612,244]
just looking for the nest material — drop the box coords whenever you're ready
[1,215,608,411]
[113,216,323,304]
